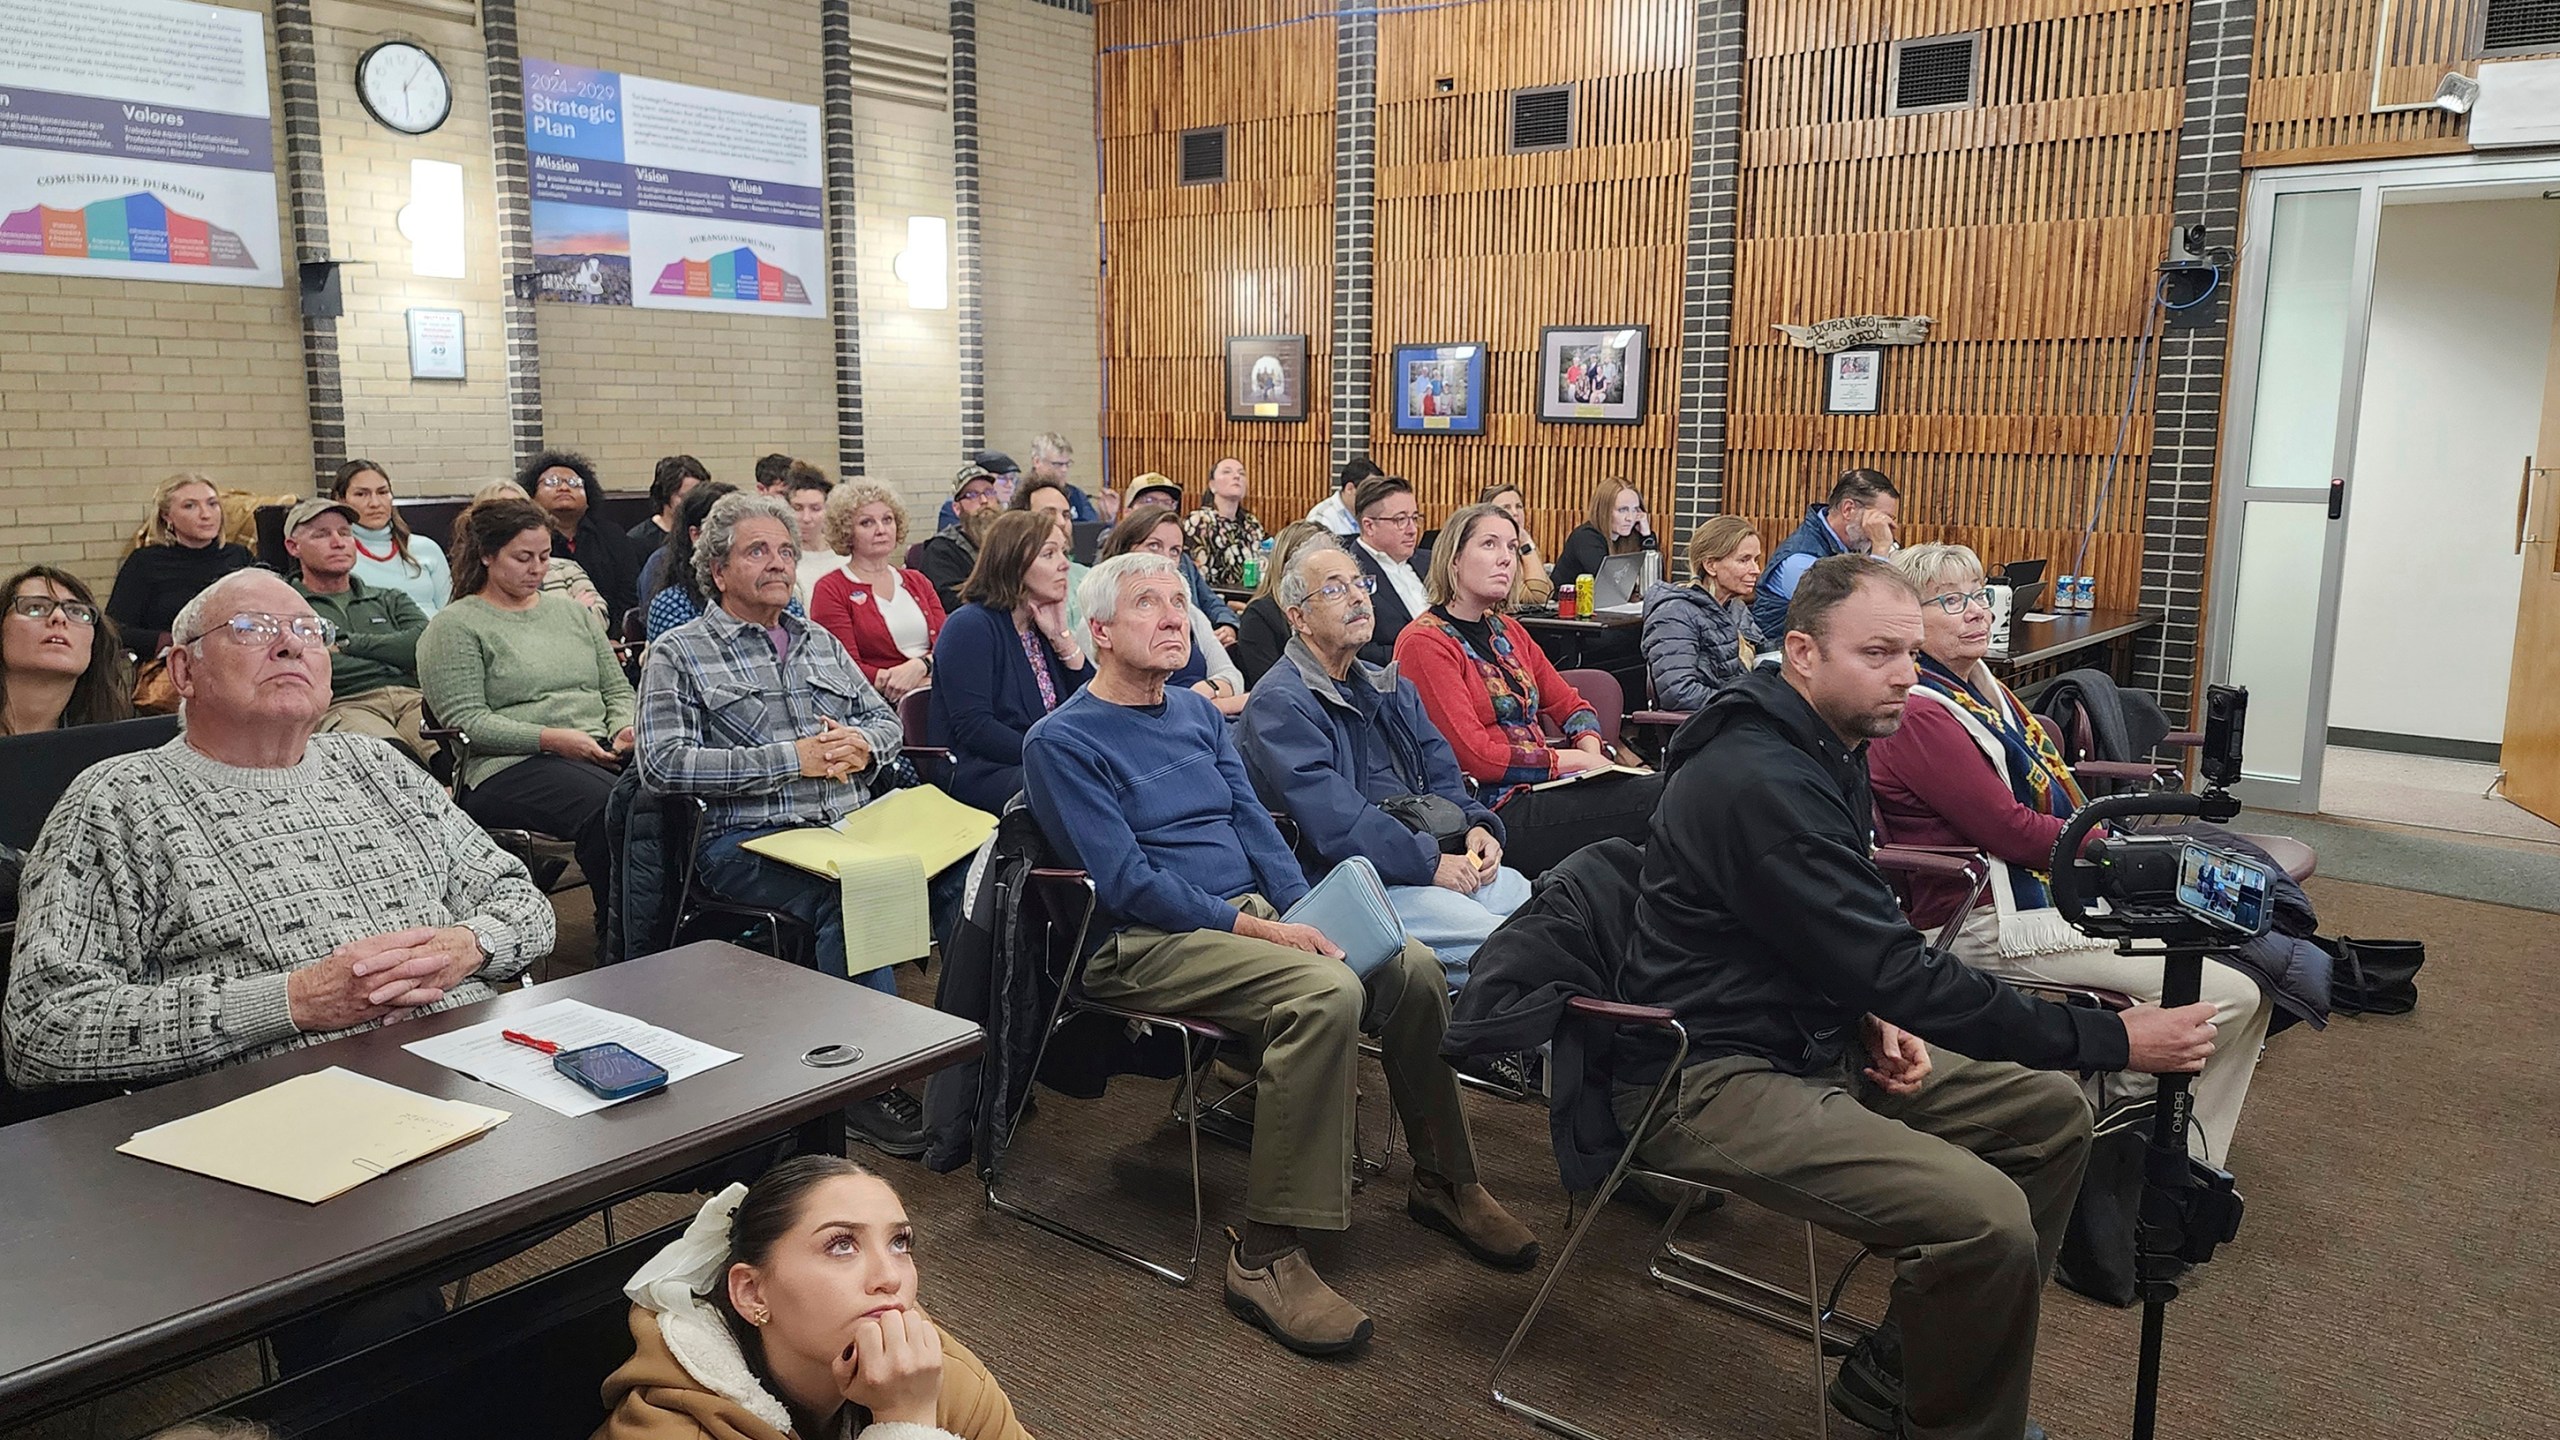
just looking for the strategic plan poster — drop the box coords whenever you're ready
[524,58,825,319]
[0,0,282,289]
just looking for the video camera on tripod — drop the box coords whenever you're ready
[2045,683,2263,1440]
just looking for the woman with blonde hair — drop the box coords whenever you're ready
[1640,514,1768,709]
[810,480,945,702]
[105,472,254,642]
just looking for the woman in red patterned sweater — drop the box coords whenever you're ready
[1395,503,1665,877]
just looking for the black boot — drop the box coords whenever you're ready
[845,1086,927,1159]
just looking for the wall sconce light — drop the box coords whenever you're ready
[397,159,467,279]
[893,215,948,310]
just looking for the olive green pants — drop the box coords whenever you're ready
[1089,895,1478,1230]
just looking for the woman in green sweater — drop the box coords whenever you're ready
[419,495,635,929]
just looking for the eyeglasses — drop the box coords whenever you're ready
[7,596,98,626]
[1308,575,1378,605]
[1364,512,1422,529]
[183,612,341,647]
[1926,589,1995,615]
[536,474,585,491]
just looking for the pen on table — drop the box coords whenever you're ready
[501,1030,560,1055]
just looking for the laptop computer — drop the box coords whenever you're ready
[1592,551,1654,609]
[1995,558,2048,614]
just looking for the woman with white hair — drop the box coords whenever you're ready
[1866,541,2270,1163]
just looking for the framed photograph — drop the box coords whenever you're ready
[1225,334,1310,422]
[1537,325,1648,425]
[1389,342,1489,435]
[1823,346,1883,414]
[405,307,467,380]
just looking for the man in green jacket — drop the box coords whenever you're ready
[285,496,431,762]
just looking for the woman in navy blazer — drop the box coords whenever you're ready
[930,510,1094,813]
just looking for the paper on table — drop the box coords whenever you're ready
[1598,601,1644,616]
[402,998,741,1117]
[117,1067,509,1204]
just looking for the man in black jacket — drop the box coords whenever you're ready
[1622,554,2217,1440]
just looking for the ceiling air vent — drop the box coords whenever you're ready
[1508,85,1574,153]
[1180,127,1227,185]
[2481,0,2560,56]
[1888,34,1981,116]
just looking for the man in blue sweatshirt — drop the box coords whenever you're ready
[1023,551,1537,1359]
[1750,467,1902,636]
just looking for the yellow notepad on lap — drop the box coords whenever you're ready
[740,787,999,977]
[117,1067,510,1204]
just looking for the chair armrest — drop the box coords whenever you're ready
[1027,867,1090,882]
[901,745,950,762]
[1564,996,1677,1027]
[2160,731,2203,750]
[419,725,464,744]
[1871,845,1978,881]
[1627,709,1692,729]
[2074,760,2172,785]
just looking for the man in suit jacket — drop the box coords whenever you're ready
[1349,473,1428,667]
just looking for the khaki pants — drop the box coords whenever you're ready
[1088,895,1478,1230]
[320,685,428,763]
[1614,1049,2091,1440]
[1944,905,2271,1165]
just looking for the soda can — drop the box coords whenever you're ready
[2073,575,2095,611]
[2053,576,2078,612]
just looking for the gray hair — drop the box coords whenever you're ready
[1079,551,1182,626]
[169,568,290,647]
[1274,534,1347,609]
[1031,431,1073,464]
[694,492,799,597]
[1890,541,1984,597]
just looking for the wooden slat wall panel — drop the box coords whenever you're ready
[2245,0,2560,166]
[1369,0,1693,559]
[1729,0,2185,607]
[1098,1,1335,516]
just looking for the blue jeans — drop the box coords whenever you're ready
[697,827,967,995]
[1387,865,1532,990]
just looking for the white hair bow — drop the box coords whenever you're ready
[624,1182,751,1314]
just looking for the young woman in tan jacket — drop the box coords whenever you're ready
[595,1157,1033,1440]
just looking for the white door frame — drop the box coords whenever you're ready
[2207,150,2560,812]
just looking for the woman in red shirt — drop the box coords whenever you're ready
[1395,503,1663,877]
[809,482,946,703]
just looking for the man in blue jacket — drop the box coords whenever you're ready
[1749,467,1901,636]
[1023,551,1536,1359]
[1238,537,1530,988]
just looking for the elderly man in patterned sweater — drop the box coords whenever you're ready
[3,569,554,1091]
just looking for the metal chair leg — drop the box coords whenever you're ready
[1805,1223,1830,1440]
[1654,1221,1875,1358]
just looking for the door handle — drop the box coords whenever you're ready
[2328,477,2345,521]
[2521,458,2535,555]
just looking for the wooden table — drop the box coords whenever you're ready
[1986,608,2160,687]
[0,942,982,1426]
[1517,607,1642,669]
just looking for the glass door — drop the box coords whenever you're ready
[2207,183,2376,812]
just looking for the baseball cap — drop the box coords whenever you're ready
[1124,473,1183,511]
[285,496,360,532]
[951,461,998,498]
[974,449,1020,476]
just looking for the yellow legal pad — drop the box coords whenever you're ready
[116,1066,511,1204]
[740,786,1000,978]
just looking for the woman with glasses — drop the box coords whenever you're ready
[1397,504,1665,878]
[333,458,451,617]
[1867,543,2269,1164]
[1476,485,1554,604]
[105,473,255,646]
[1231,520,1337,687]
[1,566,134,738]
[1640,514,1769,709]
[1548,478,1657,593]
[419,495,635,929]
[1096,505,1247,714]
[929,510,1094,814]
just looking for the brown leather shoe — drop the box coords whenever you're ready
[1223,1230,1373,1356]
[1408,1178,1541,1271]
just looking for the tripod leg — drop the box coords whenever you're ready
[2131,949,2205,1440]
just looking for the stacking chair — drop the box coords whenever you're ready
[979,823,1243,1286]
[417,705,584,897]
[1488,999,1873,1440]
[661,793,814,966]
[898,688,947,788]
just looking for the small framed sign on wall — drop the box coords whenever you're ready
[1823,346,1883,414]
[406,308,466,380]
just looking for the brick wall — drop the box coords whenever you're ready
[975,0,1100,479]
[0,0,308,587]
[515,0,837,496]
[846,9,963,517]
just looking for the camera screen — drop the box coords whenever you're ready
[2175,844,2270,934]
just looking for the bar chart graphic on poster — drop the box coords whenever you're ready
[523,58,824,319]
[0,0,282,289]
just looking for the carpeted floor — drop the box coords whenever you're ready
[10,876,2551,1440]
[2318,746,2560,847]
[2238,811,2560,915]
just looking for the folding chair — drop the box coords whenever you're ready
[1489,1000,1873,1440]
[980,828,1238,1286]
[418,704,584,898]
[662,794,814,965]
